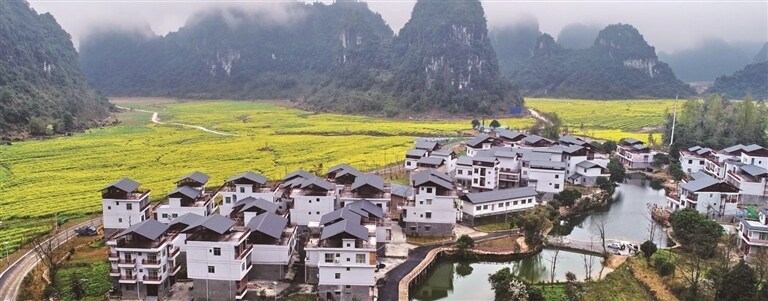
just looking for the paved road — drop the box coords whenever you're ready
[0,218,101,301]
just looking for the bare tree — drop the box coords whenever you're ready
[546,236,563,283]
[31,236,64,294]
[645,203,658,244]
[592,216,608,258]
[752,248,768,284]
[582,236,596,280]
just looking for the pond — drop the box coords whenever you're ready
[557,176,670,246]
[409,249,605,301]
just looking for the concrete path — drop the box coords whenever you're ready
[116,106,236,136]
[0,218,102,301]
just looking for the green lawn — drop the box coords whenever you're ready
[583,263,654,301]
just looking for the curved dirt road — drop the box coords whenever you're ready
[0,218,102,301]
[116,106,236,136]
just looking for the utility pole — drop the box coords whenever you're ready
[669,94,678,147]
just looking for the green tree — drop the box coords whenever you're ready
[490,119,501,128]
[601,140,617,154]
[718,260,758,301]
[595,176,615,198]
[668,162,685,182]
[455,234,475,258]
[555,189,582,207]
[488,267,529,301]
[527,286,545,301]
[456,262,474,277]
[607,157,626,183]
[517,205,554,246]
[563,271,584,301]
[472,119,481,129]
[652,153,671,167]
[669,209,722,258]
[640,240,657,262]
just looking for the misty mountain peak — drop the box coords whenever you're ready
[594,23,656,60]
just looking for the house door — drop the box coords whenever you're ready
[146,284,158,297]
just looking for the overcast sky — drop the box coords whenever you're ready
[28,0,768,54]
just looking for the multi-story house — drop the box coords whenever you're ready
[183,214,252,300]
[738,208,768,260]
[102,178,152,237]
[725,164,768,203]
[167,213,203,263]
[495,149,522,189]
[417,156,446,171]
[568,161,611,187]
[429,149,458,173]
[229,197,279,224]
[524,160,566,193]
[107,219,179,299]
[285,174,339,226]
[338,173,391,217]
[666,172,740,217]
[327,164,362,184]
[459,187,538,226]
[415,140,441,152]
[558,135,598,158]
[218,171,276,217]
[704,144,750,179]
[465,134,502,157]
[245,212,297,280]
[560,145,589,178]
[455,156,473,190]
[154,185,215,223]
[402,169,458,236]
[468,155,499,191]
[680,146,713,175]
[405,149,428,171]
[519,135,555,148]
[494,129,527,147]
[616,138,655,170]
[305,215,377,301]
[175,171,210,191]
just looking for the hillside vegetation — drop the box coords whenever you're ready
[80,0,521,116]
[0,1,112,137]
[707,62,768,100]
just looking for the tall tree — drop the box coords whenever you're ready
[607,158,626,183]
[488,267,529,301]
[718,260,758,301]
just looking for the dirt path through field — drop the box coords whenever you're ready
[628,259,680,301]
[528,108,550,125]
[116,106,237,136]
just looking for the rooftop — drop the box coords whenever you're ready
[176,171,210,185]
[226,171,268,185]
[461,187,537,204]
[101,178,141,193]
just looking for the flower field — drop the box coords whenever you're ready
[526,98,676,143]
[0,98,533,257]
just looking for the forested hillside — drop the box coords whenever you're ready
[508,24,694,99]
[707,62,768,100]
[0,1,112,137]
[80,0,522,115]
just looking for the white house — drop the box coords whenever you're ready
[459,187,538,226]
[494,129,527,147]
[286,174,339,226]
[616,138,655,170]
[405,149,428,171]
[154,185,215,223]
[568,161,611,187]
[739,208,768,260]
[429,149,458,173]
[229,197,279,225]
[465,134,501,157]
[455,156,473,189]
[101,178,152,237]
[666,172,740,217]
[245,212,297,280]
[107,219,179,299]
[175,171,210,191]
[680,146,713,175]
[468,155,499,191]
[524,160,566,193]
[183,214,252,300]
[519,135,555,148]
[414,140,441,152]
[495,150,522,189]
[218,171,276,217]
[403,169,458,236]
[304,216,377,301]
[725,164,768,203]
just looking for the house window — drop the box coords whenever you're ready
[407,161,412,166]
[171,214,178,218]
[410,226,417,231]
[347,267,350,271]
[125,285,135,291]
[513,201,518,205]
[476,206,481,211]
[161,214,168,219]
[427,188,433,193]
[426,199,433,205]
[425,212,432,219]
[107,206,111,210]
[225,197,231,204]
[506,202,510,207]
[316,211,320,215]
[458,170,463,175]
[242,262,246,271]
[118,218,122,223]
[555,175,559,179]
[483,205,489,210]
[208,266,215,273]
[473,179,479,184]
[213,247,221,256]
[335,273,341,279]
[126,203,133,210]
[425,225,431,231]
[356,254,365,263]
[239,187,245,193]
[528,199,533,204]
[325,253,335,263]
[554,184,560,189]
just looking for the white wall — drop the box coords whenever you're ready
[564,155,587,177]
[103,196,150,230]
[186,241,250,281]
[404,186,457,224]
[742,153,768,170]
[681,155,706,174]
[292,195,337,225]
[471,165,498,190]
[219,188,276,216]
[156,205,210,223]
[461,196,535,217]
[528,168,565,193]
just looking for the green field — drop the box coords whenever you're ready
[0,98,533,257]
[526,98,676,143]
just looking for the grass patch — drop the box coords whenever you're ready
[583,262,655,301]
[536,283,567,301]
[475,236,525,253]
[475,222,514,232]
[54,261,111,301]
[406,236,452,245]
[286,293,318,301]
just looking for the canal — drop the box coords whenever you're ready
[409,249,604,301]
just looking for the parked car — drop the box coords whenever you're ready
[607,242,622,249]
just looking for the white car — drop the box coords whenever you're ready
[607,242,622,249]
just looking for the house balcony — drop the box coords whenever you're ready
[143,275,164,284]
[142,258,162,267]
[108,253,119,261]
[236,284,249,300]
[742,232,768,246]
[117,258,136,267]
[118,275,137,283]
[169,246,180,259]
[169,262,182,276]
[109,269,120,277]
[236,244,254,261]
[498,173,520,182]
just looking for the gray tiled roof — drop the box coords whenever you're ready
[688,146,702,152]
[430,149,455,157]
[523,134,551,144]
[334,168,362,179]
[182,214,236,234]
[347,199,384,219]
[461,187,537,204]
[169,213,204,228]
[741,220,768,232]
[744,144,767,152]
[114,219,169,240]
[406,149,428,157]
[168,186,201,200]
[327,163,355,174]
[351,174,385,191]
[721,144,746,154]
[681,174,720,192]
[529,160,566,170]
[390,183,412,198]
[576,160,601,169]
[227,171,267,185]
[412,169,453,190]
[742,164,768,177]
[496,129,526,140]
[301,176,337,191]
[561,145,585,154]
[466,134,492,148]
[415,140,440,151]
[689,171,711,180]
[320,207,362,226]
[101,178,140,192]
[472,156,497,164]
[457,156,473,166]
[695,148,712,155]
[494,150,520,158]
[234,197,278,213]
[320,218,369,241]
[177,171,210,185]
[283,170,312,182]
[622,138,642,145]
[518,149,554,162]
[559,135,587,146]
[246,212,288,239]
[418,156,445,166]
